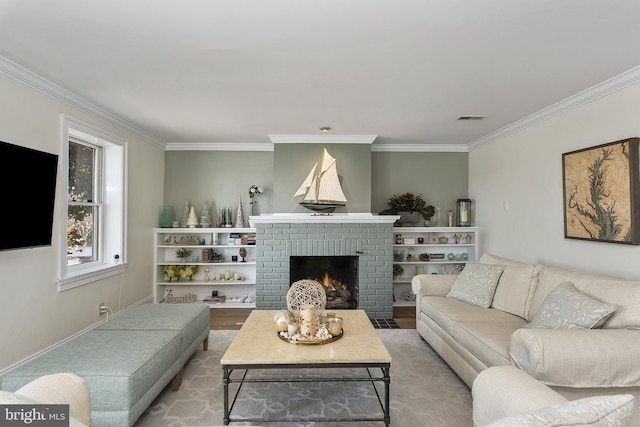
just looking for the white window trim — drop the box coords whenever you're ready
[58,115,128,292]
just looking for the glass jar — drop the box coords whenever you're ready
[159,207,174,228]
[456,199,471,226]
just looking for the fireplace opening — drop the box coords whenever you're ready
[290,256,359,309]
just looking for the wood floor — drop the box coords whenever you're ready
[210,306,416,330]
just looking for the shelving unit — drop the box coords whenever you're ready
[153,228,257,308]
[392,226,479,306]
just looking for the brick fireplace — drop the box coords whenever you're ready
[250,213,398,319]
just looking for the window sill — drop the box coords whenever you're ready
[58,263,126,292]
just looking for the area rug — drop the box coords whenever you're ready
[134,329,472,426]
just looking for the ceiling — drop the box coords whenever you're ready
[1,0,640,149]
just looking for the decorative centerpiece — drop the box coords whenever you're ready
[286,279,326,318]
[276,279,343,344]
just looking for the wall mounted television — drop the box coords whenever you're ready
[0,140,58,251]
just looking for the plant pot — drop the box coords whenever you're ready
[396,211,421,227]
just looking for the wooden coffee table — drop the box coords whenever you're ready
[220,309,392,425]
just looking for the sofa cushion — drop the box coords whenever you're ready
[524,282,617,329]
[446,263,505,308]
[480,253,540,320]
[96,303,210,364]
[452,321,525,367]
[532,266,640,329]
[422,296,524,336]
[485,394,634,427]
[2,330,182,416]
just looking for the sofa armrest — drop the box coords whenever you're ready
[510,328,640,388]
[15,373,91,426]
[472,366,567,427]
[411,274,457,296]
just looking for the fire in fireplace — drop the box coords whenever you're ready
[290,256,359,309]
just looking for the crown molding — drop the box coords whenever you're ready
[468,65,640,150]
[0,55,167,149]
[371,143,468,153]
[269,134,377,144]
[165,142,274,151]
[164,141,467,152]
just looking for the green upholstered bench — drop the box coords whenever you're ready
[1,303,210,427]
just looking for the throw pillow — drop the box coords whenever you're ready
[486,394,634,427]
[524,282,617,329]
[446,263,505,308]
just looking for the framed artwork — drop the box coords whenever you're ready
[562,137,640,245]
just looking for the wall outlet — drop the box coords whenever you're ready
[99,302,106,315]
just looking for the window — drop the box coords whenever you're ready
[59,115,127,291]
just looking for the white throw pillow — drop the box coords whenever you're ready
[446,263,505,308]
[486,394,634,427]
[524,282,617,329]
[480,253,541,320]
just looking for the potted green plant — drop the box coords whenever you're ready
[175,247,192,263]
[379,193,435,226]
[393,264,404,279]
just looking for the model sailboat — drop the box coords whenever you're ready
[293,148,347,213]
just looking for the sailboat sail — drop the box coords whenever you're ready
[293,163,317,198]
[293,148,347,212]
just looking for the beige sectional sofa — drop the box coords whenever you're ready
[0,373,91,427]
[412,253,640,424]
[472,366,634,426]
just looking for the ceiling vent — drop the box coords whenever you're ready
[457,115,487,121]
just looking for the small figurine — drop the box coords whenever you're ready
[239,247,247,262]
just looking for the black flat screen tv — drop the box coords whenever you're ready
[0,140,58,251]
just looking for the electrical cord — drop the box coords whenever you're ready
[101,305,113,322]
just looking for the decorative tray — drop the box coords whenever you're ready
[277,331,343,345]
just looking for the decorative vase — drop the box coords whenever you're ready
[159,207,174,228]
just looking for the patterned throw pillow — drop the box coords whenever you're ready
[446,263,505,308]
[486,394,634,427]
[524,282,617,329]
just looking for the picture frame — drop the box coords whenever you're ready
[562,137,640,245]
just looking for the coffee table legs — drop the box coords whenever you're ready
[222,367,230,425]
[221,365,390,426]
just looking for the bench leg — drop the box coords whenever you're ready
[171,367,184,391]
[203,335,209,351]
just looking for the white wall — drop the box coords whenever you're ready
[469,81,640,280]
[0,73,165,372]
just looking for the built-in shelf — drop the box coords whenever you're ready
[154,228,257,308]
[392,227,479,307]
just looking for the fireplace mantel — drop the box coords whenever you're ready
[249,213,399,225]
